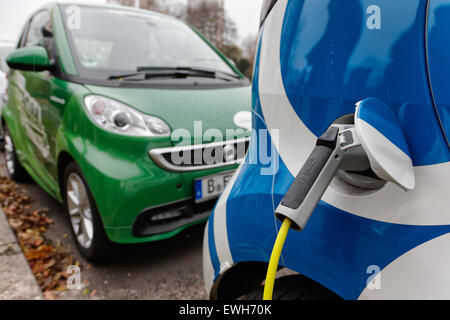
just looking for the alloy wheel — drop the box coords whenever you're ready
[66,173,94,249]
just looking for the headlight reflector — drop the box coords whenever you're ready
[84,95,171,137]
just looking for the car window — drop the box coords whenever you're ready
[25,10,53,54]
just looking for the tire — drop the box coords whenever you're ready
[63,161,114,262]
[244,275,341,300]
[3,125,29,181]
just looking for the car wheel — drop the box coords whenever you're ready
[3,125,29,181]
[244,275,341,300]
[64,162,114,262]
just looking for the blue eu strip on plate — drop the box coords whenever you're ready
[195,179,203,200]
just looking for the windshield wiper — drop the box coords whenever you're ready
[137,66,241,80]
[107,66,240,82]
[107,71,184,81]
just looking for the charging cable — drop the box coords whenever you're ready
[263,126,362,300]
[263,218,292,300]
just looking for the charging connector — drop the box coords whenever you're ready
[264,125,365,300]
[275,126,350,230]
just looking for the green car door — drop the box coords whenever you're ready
[7,8,78,199]
[7,10,59,194]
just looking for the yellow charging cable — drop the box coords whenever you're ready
[263,218,292,300]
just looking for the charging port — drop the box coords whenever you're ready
[331,114,386,195]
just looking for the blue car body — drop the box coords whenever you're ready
[203,0,450,299]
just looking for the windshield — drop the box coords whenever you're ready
[61,5,238,79]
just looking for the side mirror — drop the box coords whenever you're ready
[355,98,415,190]
[6,46,52,72]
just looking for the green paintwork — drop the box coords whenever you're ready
[6,46,52,70]
[85,85,251,143]
[2,2,251,244]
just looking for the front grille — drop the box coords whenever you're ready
[132,198,217,237]
[149,138,250,172]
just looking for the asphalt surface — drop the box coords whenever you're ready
[0,152,208,300]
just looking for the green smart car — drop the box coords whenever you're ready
[2,3,251,261]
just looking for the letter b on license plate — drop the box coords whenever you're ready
[194,171,234,203]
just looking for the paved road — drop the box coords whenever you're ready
[0,154,208,300]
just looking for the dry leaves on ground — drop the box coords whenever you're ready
[0,176,81,296]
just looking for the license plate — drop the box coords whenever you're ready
[194,171,235,203]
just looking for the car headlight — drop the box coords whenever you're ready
[260,0,278,28]
[84,95,171,137]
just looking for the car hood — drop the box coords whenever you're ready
[85,85,251,144]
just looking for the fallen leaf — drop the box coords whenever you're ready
[24,245,54,260]
[53,272,62,281]
[8,218,22,229]
[32,236,44,247]
[44,259,56,269]
[54,284,67,292]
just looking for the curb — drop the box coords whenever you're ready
[0,207,42,300]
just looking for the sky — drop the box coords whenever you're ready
[0,0,263,45]
[225,0,263,44]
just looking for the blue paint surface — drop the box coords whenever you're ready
[206,0,450,299]
[207,207,221,279]
[427,0,450,146]
[279,0,448,165]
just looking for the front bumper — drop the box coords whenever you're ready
[92,157,238,244]
[132,197,217,238]
[67,132,247,244]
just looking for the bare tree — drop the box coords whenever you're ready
[242,34,258,62]
[139,0,160,10]
[186,0,237,48]
[107,0,138,8]
[223,14,238,46]
[109,0,237,48]
[108,0,136,7]
[108,0,185,18]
